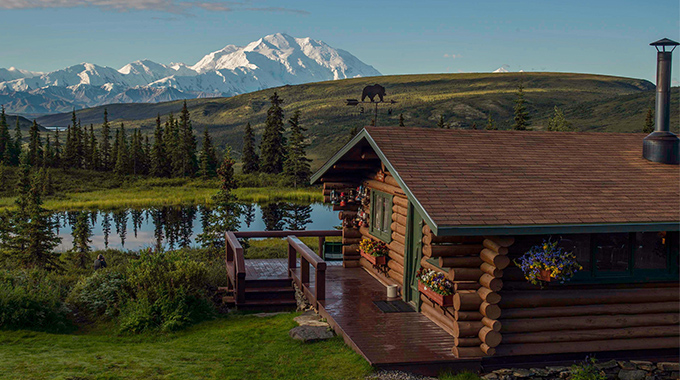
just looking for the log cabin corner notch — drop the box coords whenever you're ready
[311,126,679,362]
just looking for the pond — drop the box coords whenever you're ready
[53,203,339,252]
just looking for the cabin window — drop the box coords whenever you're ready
[369,190,392,243]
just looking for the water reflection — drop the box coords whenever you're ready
[53,203,338,252]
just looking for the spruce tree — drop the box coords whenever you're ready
[437,115,445,129]
[241,122,259,174]
[547,106,573,131]
[89,125,99,170]
[512,81,531,130]
[53,128,61,168]
[12,118,22,166]
[0,106,11,164]
[100,109,112,171]
[198,127,218,178]
[176,101,197,177]
[114,123,130,175]
[69,211,92,269]
[471,122,478,130]
[150,114,167,177]
[486,114,497,130]
[259,92,286,174]
[399,113,405,127]
[28,120,42,167]
[42,136,53,168]
[197,150,240,248]
[643,107,654,133]
[283,110,311,188]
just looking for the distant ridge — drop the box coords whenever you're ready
[0,33,381,115]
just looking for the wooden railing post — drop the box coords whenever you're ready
[288,242,297,272]
[318,236,325,259]
[301,257,310,285]
[316,263,326,302]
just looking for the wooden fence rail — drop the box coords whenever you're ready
[225,231,246,304]
[287,235,327,308]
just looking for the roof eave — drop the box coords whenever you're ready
[436,222,680,236]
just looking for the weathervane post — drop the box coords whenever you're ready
[346,84,396,127]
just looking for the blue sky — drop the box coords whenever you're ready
[1,0,678,83]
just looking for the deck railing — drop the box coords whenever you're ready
[225,230,341,307]
[287,235,326,308]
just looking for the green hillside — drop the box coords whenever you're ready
[4,114,47,132]
[36,72,675,169]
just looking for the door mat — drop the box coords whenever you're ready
[373,300,415,313]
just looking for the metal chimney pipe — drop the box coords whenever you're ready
[643,38,679,164]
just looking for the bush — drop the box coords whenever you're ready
[570,357,607,380]
[67,269,126,320]
[117,249,215,333]
[235,172,293,188]
[0,269,72,332]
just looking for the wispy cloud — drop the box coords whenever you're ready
[0,0,309,15]
[443,53,462,59]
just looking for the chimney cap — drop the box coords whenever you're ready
[650,38,679,52]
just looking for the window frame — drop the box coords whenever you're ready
[369,189,393,243]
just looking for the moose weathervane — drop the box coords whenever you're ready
[346,84,396,127]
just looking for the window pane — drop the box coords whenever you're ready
[558,234,591,272]
[594,233,629,272]
[374,196,383,231]
[634,232,668,270]
[382,196,390,233]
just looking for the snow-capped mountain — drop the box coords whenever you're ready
[0,33,381,114]
[492,67,509,73]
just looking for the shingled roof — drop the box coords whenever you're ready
[312,127,680,236]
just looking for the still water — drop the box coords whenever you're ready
[54,203,339,252]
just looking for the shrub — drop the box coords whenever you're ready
[0,269,72,332]
[570,357,607,380]
[117,249,215,333]
[67,269,126,320]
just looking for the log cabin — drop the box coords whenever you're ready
[310,126,679,360]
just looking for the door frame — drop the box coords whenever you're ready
[403,202,423,310]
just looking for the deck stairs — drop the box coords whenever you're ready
[219,278,297,311]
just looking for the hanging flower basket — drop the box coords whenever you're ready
[514,239,582,287]
[418,281,454,307]
[359,238,389,266]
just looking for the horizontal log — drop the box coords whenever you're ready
[388,250,404,266]
[421,303,456,336]
[389,240,405,255]
[333,163,376,171]
[454,290,483,311]
[342,228,362,239]
[480,262,504,278]
[384,174,400,188]
[423,244,484,258]
[342,237,361,245]
[392,204,408,217]
[333,204,359,211]
[391,222,406,236]
[479,274,503,292]
[479,326,502,347]
[391,231,405,245]
[453,320,484,338]
[391,212,407,226]
[423,224,433,236]
[423,234,484,245]
[477,287,501,305]
[342,246,358,256]
[501,301,680,319]
[484,236,515,248]
[482,238,509,255]
[388,270,404,285]
[454,282,481,291]
[452,346,486,358]
[388,260,404,275]
[439,256,483,268]
[501,313,679,333]
[364,179,405,196]
[323,182,358,190]
[454,336,482,347]
[500,288,679,308]
[359,225,370,237]
[502,325,679,345]
[447,268,484,282]
[343,255,361,261]
[494,336,679,357]
[420,257,445,274]
[361,150,379,160]
[454,310,483,321]
[339,211,357,220]
[480,302,502,320]
[480,343,496,356]
[482,317,501,332]
[392,195,408,208]
[480,249,510,270]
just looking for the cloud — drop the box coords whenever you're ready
[0,0,309,15]
[443,53,462,59]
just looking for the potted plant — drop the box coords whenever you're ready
[359,238,388,266]
[514,238,582,286]
[416,267,455,307]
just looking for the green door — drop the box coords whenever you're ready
[404,202,423,309]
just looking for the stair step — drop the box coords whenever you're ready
[217,287,232,293]
[222,295,235,304]
[237,298,297,311]
[246,286,295,301]
[246,287,294,294]
[245,278,292,289]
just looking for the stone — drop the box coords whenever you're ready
[531,368,550,377]
[559,371,571,379]
[619,370,648,380]
[513,369,533,378]
[482,373,499,380]
[293,311,329,327]
[632,361,656,372]
[493,369,514,376]
[619,362,637,370]
[597,360,620,370]
[658,363,680,372]
[289,326,334,342]
[546,366,569,373]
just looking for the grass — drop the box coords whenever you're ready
[245,236,341,259]
[0,313,372,380]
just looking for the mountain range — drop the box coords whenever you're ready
[0,33,381,115]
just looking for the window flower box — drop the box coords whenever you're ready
[418,281,454,307]
[360,250,387,266]
[359,238,389,266]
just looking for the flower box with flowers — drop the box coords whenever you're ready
[359,238,388,266]
[514,239,582,287]
[416,268,454,307]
